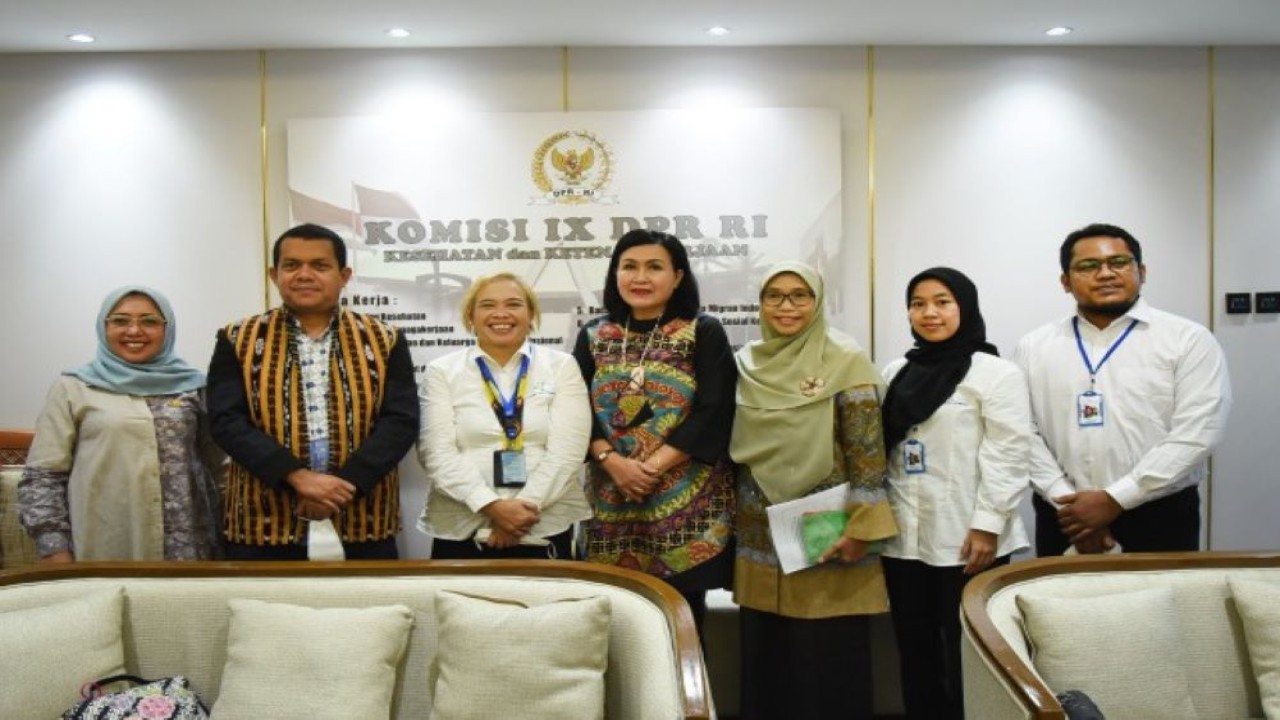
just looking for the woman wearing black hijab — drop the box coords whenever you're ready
[879,267,1032,720]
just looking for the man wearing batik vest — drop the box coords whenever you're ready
[208,223,419,560]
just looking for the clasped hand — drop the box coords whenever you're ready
[288,469,356,520]
[481,498,540,548]
[602,455,660,502]
[1054,490,1122,543]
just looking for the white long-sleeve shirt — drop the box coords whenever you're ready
[1012,298,1232,510]
[417,342,592,541]
[881,353,1030,565]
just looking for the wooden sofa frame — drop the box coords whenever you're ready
[0,428,32,466]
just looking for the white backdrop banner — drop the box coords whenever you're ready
[286,109,844,374]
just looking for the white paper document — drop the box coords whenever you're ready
[306,519,346,561]
[765,484,850,575]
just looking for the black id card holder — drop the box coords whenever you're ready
[493,449,528,488]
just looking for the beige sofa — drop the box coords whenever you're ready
[0,560,712,719]
[0,429,38,569]
[961,551,1280,719]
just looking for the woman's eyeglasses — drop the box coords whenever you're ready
[106,314,167,330]
[760,290,815,308]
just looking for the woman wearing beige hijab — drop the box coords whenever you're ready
[730,262,897,720]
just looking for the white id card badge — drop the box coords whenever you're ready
[903,439,927,474]
[1077,391,1104,427]
[494,449,528,487]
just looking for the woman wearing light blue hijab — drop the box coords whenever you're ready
[19,286,223,561]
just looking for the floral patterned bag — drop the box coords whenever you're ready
[61,674,210,720]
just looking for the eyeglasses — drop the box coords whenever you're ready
[106,314,167,331]
[761,290,815,308]
[1070,255,1136,275]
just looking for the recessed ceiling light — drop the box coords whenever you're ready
[386,28,411,39]
[1044,26,1074,37]
[66,32,96,43]
[706,26,732,37]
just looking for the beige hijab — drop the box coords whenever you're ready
[730,262,881,504]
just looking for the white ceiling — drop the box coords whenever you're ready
[2,0,1280,53]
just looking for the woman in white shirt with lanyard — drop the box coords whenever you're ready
[879,267,1031,720]
[418,272,592,558]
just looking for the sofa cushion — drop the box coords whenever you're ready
[429,590,611,720]
[0,465,39,568]
[1230,577,1280,719]
[212,598,413,720]
[0,587,126,720]
[1016,585,1199,719]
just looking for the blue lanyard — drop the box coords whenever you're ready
[475,354,530,441]
[1073,317,1139,388]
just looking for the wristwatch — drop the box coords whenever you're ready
[594,448,614,463]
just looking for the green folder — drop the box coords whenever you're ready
[801,510,849,565]
[801,510,884,565]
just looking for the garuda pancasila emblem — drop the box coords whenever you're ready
[551,147,595,185]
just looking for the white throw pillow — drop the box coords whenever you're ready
[0,587,126,719]
[1230,577,1280,719]
[429,590,611,720]
[212,599,413,720]
[1016,585,1199,719]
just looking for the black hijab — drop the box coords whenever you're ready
[881,267,999,453]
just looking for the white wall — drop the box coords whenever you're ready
[0,45,1275,558]
[1210,47,1280,551]
[0,52,264,424]
[873,47,1211,361]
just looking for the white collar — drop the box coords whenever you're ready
[1070,296,1152,332]
[470,341,534,371]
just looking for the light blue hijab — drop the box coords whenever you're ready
[65,285,206,396]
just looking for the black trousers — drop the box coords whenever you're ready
[1033,485,1200,556]
[224,536,399,560]
[429,528,573,560]
[738,606,873,720]
[882,555,1010,720]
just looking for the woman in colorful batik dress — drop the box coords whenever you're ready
[573,229,737,630]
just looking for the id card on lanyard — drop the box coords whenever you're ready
[477,353,531,488]
[1073,317,1138,428]
[903,438,927,474]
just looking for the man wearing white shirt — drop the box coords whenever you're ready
[1013,223,1232,555]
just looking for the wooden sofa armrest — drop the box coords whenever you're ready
[0,429,33,466]
[0,558,712,720]
[960,551,1280,720]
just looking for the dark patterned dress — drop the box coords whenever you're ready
[573,314,737,591]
